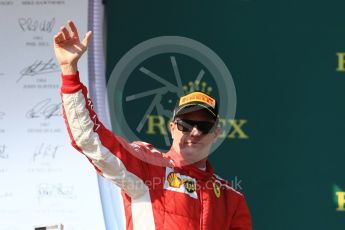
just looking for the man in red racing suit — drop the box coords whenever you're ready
[54,20,252,230]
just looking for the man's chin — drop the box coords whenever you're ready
[182,145,202,152]
[180,148,208,162]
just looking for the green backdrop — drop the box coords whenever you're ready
[105,1,345,229]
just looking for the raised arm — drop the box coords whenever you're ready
[54,21,155,199]
[53,20,92,74]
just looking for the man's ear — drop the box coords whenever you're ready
[169,121,175,139]
[213,127,221,143]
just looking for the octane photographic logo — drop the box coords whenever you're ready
[107,36,237,165]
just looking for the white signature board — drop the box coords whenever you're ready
[0,1,105,229]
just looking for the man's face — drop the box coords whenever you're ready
[169,109,220,164]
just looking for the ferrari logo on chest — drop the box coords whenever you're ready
[213,181,221,198]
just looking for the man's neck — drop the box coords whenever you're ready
[193,158,207,169]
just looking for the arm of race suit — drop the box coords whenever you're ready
[229,194,252,230]
[60,72,150,199]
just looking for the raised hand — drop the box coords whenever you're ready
[53,20,92,74]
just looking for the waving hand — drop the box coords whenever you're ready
[53,20,92,74]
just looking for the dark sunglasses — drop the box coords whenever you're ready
[175,118,216,134]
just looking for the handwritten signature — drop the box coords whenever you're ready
[37,183,75,201]
[0,192,13,199]
[33,143,61,161]
[17,58,59,83]
[0,145,8,159]
[18,17,55,32]
[26,98,62,119]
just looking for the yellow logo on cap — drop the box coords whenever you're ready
[179,92,216,108]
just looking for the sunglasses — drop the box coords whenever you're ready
[174,118,216,134]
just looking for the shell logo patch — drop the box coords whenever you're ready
[164,167,198,199]
[167,172,182,188]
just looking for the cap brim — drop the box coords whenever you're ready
[174,104,217,120]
